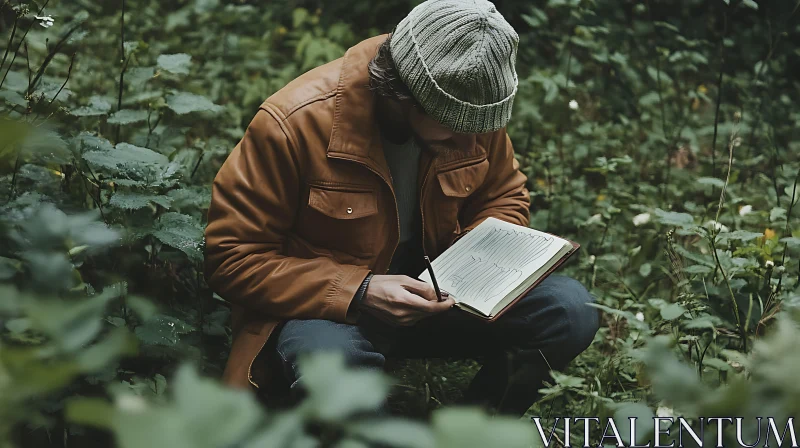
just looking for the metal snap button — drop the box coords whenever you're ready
[465,186,471,192]
[346,207,353,214]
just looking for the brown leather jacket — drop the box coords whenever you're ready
[205,35,530,391]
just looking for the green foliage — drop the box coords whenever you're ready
[1,0,800,446]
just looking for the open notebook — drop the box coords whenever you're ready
[418,217,579,321]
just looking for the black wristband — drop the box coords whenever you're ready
[353,273,373,310]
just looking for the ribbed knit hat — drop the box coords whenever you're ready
[389,0,519,134]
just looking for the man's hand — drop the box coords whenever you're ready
[361,275,455,326]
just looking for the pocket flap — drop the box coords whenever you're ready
[308,186,378,219]
[437,160,490,198]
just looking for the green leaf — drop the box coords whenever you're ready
[72,132,114,153]
[83,143,169,172]
[647,66,672,84]
[639,91,661,107]
[127,295,157,320]
[683,264,713,275]
[149,212,204,262]
[170,364,264,447]
[76,327,137,371]
[654,208,695,227]
[613,403,654,446]
[717,230,766,244]
[134,315,188,346]
[587,303,650,331]
[24,293,116,351]
[66,398,115,428]
[697,177,725,188]
[742,0,758,10]
[639,263,652,277]
[702,357,731,371]
[551,371,585,388]
[157,53,192,75]
[432,408,541,448]
[770,207,787,222]
[685,315,721,330]
[347,419,435,448]
[126,67,156,87]
[107,109,150,125]
[166,92,223,115]
[292,8,309,28]
[71,96,112,117]
[299,352,391,421]
[109,192,172,210]
[0,89,27,107]
[780,237,800,248]
[661,303,687,321]
[0,256,21,280]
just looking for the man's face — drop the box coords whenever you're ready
[405,102,477,153]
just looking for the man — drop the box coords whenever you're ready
[205,0,598,416]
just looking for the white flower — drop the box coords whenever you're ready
[35,15,54,28]
[765,260,775,268]
[568,99,579,110]
[704,220,729,233]
[588,255,596,264]
[632,212,651,226]
[656,405,675,418]
[635,312,645,322]
[738,205,752,217]
[115,394,147,413]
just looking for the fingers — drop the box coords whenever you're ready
[402,276,443,302]
[401,290,455,314]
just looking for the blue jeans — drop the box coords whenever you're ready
[271,275,599,416]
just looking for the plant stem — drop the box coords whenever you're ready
[776,169,800,293]
[0,13,19,76]
[26,23,82,96]
[0,0,50,90]
[115,0,126,144]
[710,11,727,179]
[711,121,746,350]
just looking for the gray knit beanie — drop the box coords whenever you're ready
[389,0,519,134]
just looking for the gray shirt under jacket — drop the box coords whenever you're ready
[381,134,425,277]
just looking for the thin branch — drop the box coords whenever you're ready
[190,152,205,179]
[24,42,31,90]
[115,0,126,143]
[777,169,800,293]
[32,52,76,126]
[710,11,727,179]
[0,0,50,90]
[6,153,21,201]
[711,119,746,350]
[26,23,82,96]
[0,13,19,76]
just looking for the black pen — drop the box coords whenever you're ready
[423,255,444,302]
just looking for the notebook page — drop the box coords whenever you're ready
[418,217,569,316]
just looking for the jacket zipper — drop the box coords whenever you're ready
[248,333,268,389]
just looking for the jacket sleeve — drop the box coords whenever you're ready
[458,130,530,235]
[204,106,369,323]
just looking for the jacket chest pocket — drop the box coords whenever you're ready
[437,159,490,198]
[431,159,489,239]
[298,185,379,258]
